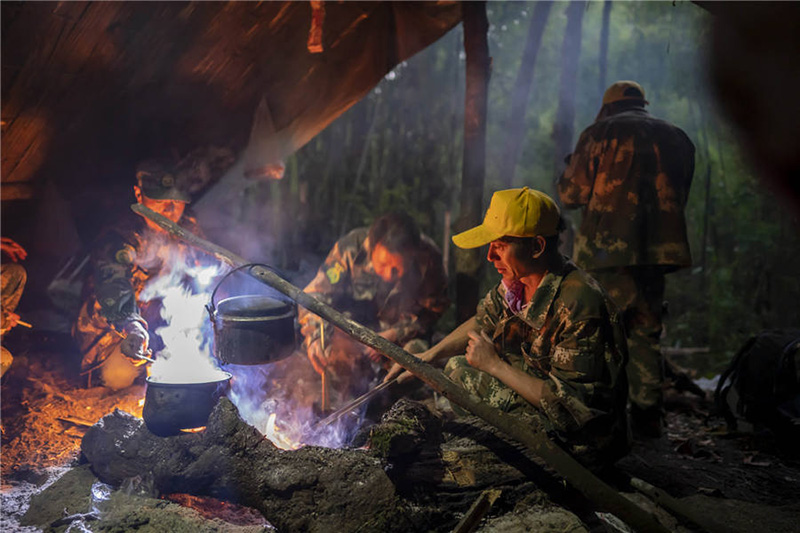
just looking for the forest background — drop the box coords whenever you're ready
[211,1,800,377]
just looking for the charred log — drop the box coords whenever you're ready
[80,397,586,532]
[365,400,571,527]
[81,398,402,533]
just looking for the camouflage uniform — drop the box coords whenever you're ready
[557,107,694,412]
[73,211,204,385]
[445,261,630,469]
[1,262,27,376]
[299,227,449,390]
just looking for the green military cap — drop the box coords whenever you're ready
[136,158,191,202]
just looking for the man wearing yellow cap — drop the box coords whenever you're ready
[557,81,695,437]
[387,188,629,470]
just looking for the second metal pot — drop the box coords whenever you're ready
[206,264,298,366]
[142,371,232,437]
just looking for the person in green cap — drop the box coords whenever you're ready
[557,81,695,437]
[73,158,204,389]
[387,187,630,470]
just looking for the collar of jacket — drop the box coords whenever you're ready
[503,260,577,331]
[605,106,650,120]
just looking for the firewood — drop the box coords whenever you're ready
[452,488,502,533]
[57,416,95,428]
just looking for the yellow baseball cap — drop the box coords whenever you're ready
[452,187,561,249]
[602,80,648,105]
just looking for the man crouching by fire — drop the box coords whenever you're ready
[73,159,203,390]
[386,189,630,471]
[299,212,449,408]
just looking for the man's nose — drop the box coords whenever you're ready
[487,244,498,261]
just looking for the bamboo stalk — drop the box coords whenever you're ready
[131,202,670,533]
[320,324,329,412]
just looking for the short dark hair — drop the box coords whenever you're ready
[368,212,421,254]
[499,217,566,262]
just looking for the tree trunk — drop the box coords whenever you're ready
[454,0,490,324]
[500,1,554,188]
[598,0,612,98]
[552,1,586,180]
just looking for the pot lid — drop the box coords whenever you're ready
[216,295,292,317]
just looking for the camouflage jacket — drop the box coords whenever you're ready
[82,210,204,329]
[475,260,629,451]
[557,108,695,271]
[299,227,449,347]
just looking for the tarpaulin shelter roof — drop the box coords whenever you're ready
[1,1,461,208]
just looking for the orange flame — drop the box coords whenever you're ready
[180,426,207,434]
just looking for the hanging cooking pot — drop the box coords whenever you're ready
[142,371,232,437]
[206,264,297,365]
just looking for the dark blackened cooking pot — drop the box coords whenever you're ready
[207,264,297,365]
[142,371,231,436]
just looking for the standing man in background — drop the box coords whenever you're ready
[557,80,695,437]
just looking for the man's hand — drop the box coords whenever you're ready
[384,362,409,383]
[465,331,502,375]
[1,238,26,262]
[383,347,434,384]
[120,321,149,361]
[4,311,21,329]
[306,339,330,375]
[1,311,21,334]
[364,328,398,363]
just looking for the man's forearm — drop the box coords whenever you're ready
[487,360,546,409]
[426,316,480,365]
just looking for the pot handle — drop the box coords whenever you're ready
[206,263,296,318]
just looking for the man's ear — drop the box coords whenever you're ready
[532,235,547,259]
[133,185,143,203]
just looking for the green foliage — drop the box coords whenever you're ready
[282,1,799,373]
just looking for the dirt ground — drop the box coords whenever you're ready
[2,340,799,532]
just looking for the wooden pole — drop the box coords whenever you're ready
[631,477,729,533]
[131,203,671,533]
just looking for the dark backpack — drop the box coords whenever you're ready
[715,330,800,439]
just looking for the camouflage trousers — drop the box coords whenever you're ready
[444,355,552,430]
[443,356,619,471]
[591,267,665,411]
[1,263,27,377]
